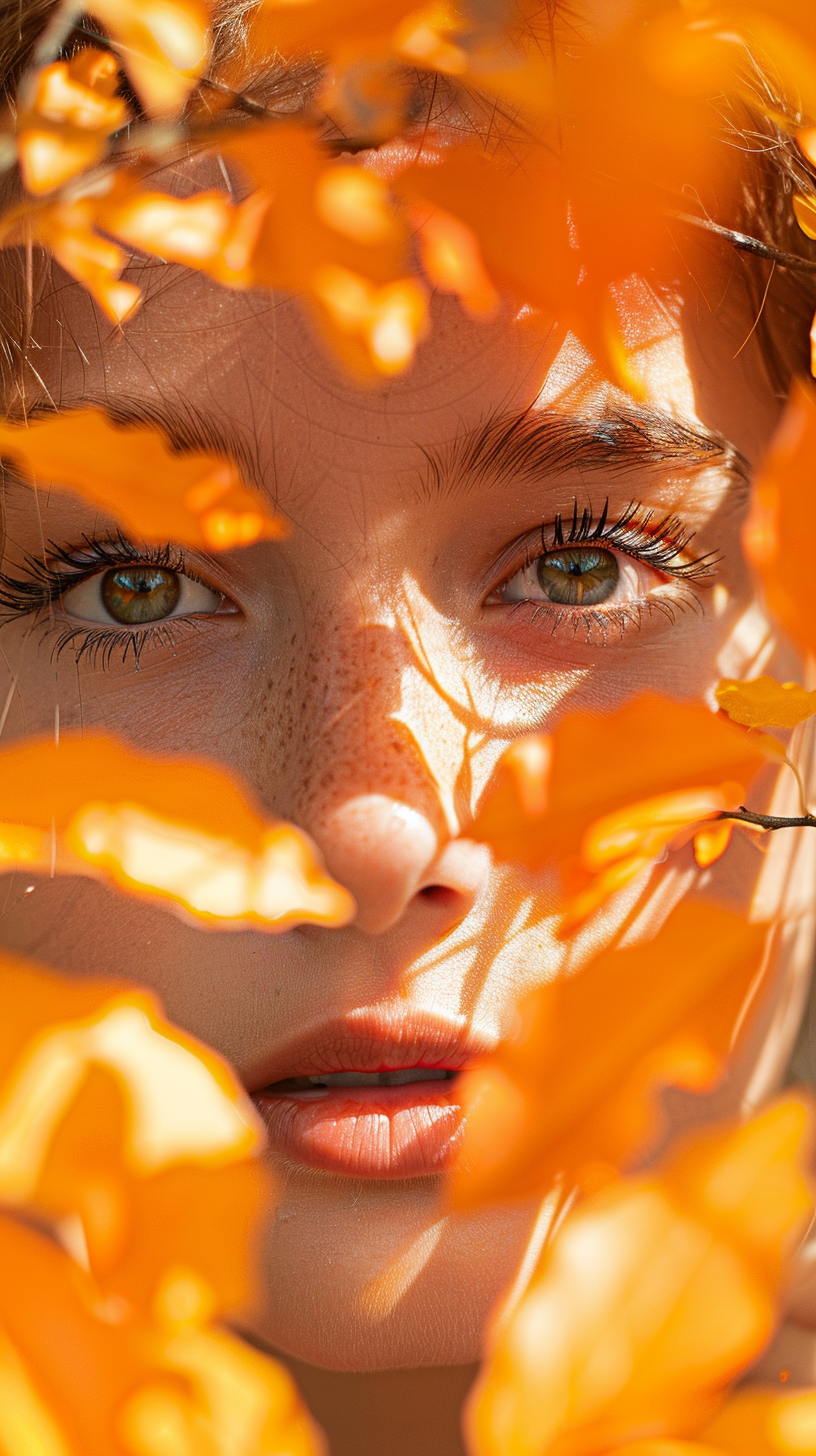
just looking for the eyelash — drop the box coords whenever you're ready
[527,498,717,579]
[495,497,719,641]
[0,534,211,669]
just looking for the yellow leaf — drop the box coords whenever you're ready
[716,676,816,729]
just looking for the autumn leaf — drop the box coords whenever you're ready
[0,407,283,550]
[91,0,213,118]
[467,1097,813,1456]
[702,1385,816,1455]
[0,732,355,932]
[17,49,128,196]
[450,901,770,1210]
[743,380,816,659]
[0,954,324,1456]
[716,675,816,729]
[0,185,142,326]
[467,695,772,931]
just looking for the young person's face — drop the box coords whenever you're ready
[0,243,806,1370]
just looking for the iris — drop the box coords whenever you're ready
[101,566,181,624]
[536,548,619,606]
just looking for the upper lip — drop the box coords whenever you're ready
[245,1007,495,1093]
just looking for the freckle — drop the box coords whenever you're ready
[780,1370,790,1382]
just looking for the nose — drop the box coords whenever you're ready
[314,793,490,935]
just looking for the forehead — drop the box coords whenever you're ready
[21,238,778,513]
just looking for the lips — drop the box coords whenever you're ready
[249,1011,490,1180]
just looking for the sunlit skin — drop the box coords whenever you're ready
[0,206,814,1453]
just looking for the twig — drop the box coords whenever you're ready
[717,806,816,831]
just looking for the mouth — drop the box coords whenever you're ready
[250,1013,487,1180]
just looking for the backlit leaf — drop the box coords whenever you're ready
[716,676,816,729]
[702,1386,816,1455]
[450,901,769,1210]
[467,1097,813,1456]
[0,732,355,932]
[91,0,213,118]
[467,696,771,931]
[0,955,324,1456]
[0,407,283,550]
[17,49,128,196]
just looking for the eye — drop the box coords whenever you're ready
[60,565,221,625]
[498,545,664,608]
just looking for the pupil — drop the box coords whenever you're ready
[101,566,181,624]
[536,547,619,606]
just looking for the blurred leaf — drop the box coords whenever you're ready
[743,381,816,659]
[17,49,128,196]
[91,0,213,118]
[0,732,355,932]
[467,1097,813,1456]
[0,956,324,1456]
[702,1386,816,1455]
[0,407,283,550]
[450,901,769,1209]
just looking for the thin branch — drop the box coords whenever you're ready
[717,806,816,832]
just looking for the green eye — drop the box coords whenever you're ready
[535,548,619,606]
[101,566,182,624]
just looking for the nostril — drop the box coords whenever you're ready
[419,884,460,907]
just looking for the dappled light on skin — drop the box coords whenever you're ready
[450,902,770,1210]
[468,1097,814,1456]
[0,733,355,932]
[467,696,773,933]
[0,954,323,1456]
[0,409,283,550]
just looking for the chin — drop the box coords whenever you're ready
[247,1173,543,1370]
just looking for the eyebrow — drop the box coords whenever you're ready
[419,405,750,501]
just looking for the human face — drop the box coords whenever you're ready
[0,238,808,1371]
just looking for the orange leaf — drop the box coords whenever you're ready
[91,0,213,118]
[0,732,355,931]
[17,49,128,195]
[744,380,816,659]
[0,407,283,550]
[467,695,771,929]
[467,1097,813,1456]
[0,954,325,1456]
[702,1386,816,1455]
[693,821,734,869]
[450,902,769,1210]
[0,186,142,325]
[717,675,816,730]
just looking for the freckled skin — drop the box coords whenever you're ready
[0,238,812,1452]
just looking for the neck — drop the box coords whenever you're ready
[280,1357,479,1456]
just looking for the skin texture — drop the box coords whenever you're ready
[0,204,814,1452]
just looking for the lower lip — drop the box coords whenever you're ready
[252,1077,465,1179]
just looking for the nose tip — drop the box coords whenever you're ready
[315,794,486,935]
